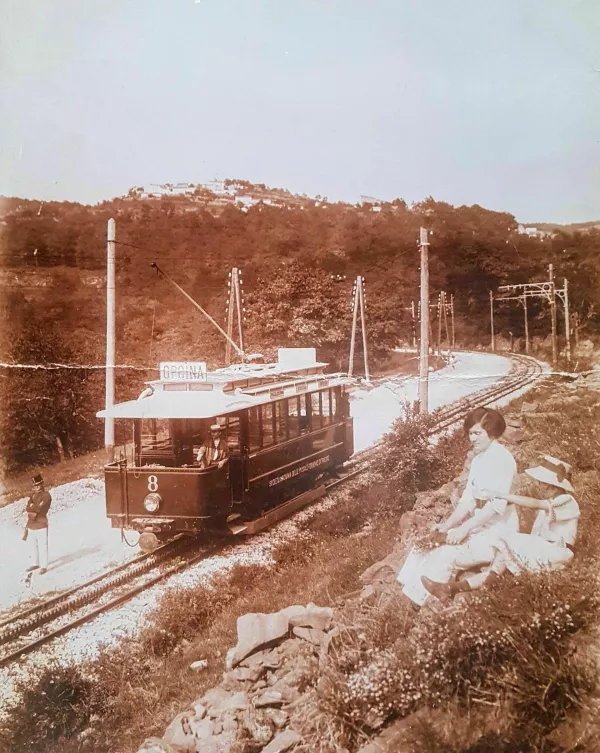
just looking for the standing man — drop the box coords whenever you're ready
[196,424,229,469]
[24,474,52,574]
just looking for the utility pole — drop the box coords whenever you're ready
[489,290,495,352]
[348,281,359,377]
[436,293,443,356]
[450,294,455,348]
[105,218,116,462]
[418,228,430,413]
[522,294,530,354]
[549,264,558,366]
[358,276,370,382]
[225,268,244,365]
[348,276,369,380]
[441,291,450,349]
[564,277,571,363]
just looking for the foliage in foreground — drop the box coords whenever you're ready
[295,568,599,752]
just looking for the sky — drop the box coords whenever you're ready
[1,0,599,223]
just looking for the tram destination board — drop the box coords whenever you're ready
[160,362,207,381]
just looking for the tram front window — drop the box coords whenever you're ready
[141,419,172,452]
[137,418,175,465]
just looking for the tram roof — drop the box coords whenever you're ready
[97,361,353,420]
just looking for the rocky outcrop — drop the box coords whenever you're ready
[137,603,336,753]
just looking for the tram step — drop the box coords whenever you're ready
[229,523,249,535]
[240,485,327,536]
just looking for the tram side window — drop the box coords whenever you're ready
[321,390,334,426]
[261,404,275,448]
[310,393,322,430]
[275,400,288,443]
[287,398,300,438]
[299,394,309,432]
[226,415,241,453]
[331,388,339,419]
[248,407,262,452]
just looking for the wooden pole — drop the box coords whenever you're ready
[442,291,450,348]
[358,276,370,382]
[348,280,359,376]
[549,264,558,366]
[419,228,430,413]
[564,277,571,363]
[234,268,244,357]
[225,270,235,365]
[489,290,495,352]
[105,218,116,462]
[523,294,530,354]
[436,293,442,356]
[450,294,455,347]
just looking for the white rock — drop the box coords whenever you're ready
[190,659,208,671]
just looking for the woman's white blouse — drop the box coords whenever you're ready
[531,493,580,546]
[457,440,518,533]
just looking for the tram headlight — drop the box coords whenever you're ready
[143,493,162,513]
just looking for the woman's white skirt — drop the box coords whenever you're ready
[492,533,573,575]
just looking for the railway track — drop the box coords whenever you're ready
[0,353,544,668]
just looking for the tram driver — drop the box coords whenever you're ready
[196,423,230,470]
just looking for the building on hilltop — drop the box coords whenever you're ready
[517,224,555,239]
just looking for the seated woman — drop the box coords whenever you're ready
[398,407,517,606]
[422,455,579,599]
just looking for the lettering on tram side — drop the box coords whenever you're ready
[268,455,331,487]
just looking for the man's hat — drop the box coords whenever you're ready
[32,474,44,485]
[525,455,574,493]
[210,424,223,432]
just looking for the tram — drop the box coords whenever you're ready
[97,349,354,549]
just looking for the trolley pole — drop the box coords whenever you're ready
[105,218,116,462]
[564,277,571,363]
[418,227,430,414]
[489,290,495,352]
[549,264,558,366]
[523,294,530,354]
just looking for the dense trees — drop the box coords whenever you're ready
[1,191,599,473]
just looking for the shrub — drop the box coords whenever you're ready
[0,663,97,753]
[295,567,600,752]
[373,404,469,497]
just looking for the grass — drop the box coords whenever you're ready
[2,379,600,753]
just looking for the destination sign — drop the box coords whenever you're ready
[160,362,207,382]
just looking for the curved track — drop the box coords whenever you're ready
[0,353,544,667]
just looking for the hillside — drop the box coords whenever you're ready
[1,183,599,474]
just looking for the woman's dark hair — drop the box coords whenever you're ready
[463,407,506,439]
